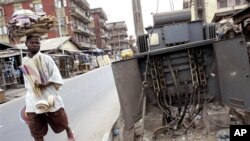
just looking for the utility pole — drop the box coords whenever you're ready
[57,15,64,54]
[55,1,64,54]
[132,0,144,36]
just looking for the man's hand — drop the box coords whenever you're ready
[35,81,51,89]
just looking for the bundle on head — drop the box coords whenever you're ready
[7,9,57,42]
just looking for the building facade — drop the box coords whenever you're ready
[183,0,205,21]
[107,21,129,54]
[183,0,248,23]
[90,8,110,49]
[0,0,95,50]
[128,35,136,52]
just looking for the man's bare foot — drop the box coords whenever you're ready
[66,127,76,141]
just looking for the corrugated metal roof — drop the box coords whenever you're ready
[0,42,14,50]
[233,5,250,24]
[212,9,242,22]
[0,50,21,58]
[61,41,80,52]
[14,37,71,51]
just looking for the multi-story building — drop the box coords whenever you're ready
[183,0,205,21]
[183,0,249,23]
[128,35,136,52]
[211,0,249,22]
[90,8,110,49]
[0,0,95,50]
[107,21,129,54]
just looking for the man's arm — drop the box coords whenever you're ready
[37,54,64,90]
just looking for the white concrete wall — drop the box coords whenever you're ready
[204,0,218,23]
[190,0,218,22]
[204,0,248,23]
[186,0,249,23]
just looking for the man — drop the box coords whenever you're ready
[21,35,76,141]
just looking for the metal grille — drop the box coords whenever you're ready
[137,34,149,53]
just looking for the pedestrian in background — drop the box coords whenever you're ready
[21,35,76,141]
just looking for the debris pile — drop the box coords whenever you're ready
[216,18,241,39]
[7,9,57,42]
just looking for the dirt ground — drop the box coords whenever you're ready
[0,86,26,104]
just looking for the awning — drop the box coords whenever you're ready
[0,51,21,58]
[212,9,242,22]
[233,5,250,24]
[15,36,71,51]
[0,42,14,50]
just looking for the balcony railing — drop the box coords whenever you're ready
[109,39,128,44]
[101,33,109,39]
[100,21,108,30]
[77,41,92,48]
[71,7,91,23]
[0,0,27,5]
[72,0,90,10]
[111,32,128,37]
[73,25,91,36]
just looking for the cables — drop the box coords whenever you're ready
[139,0,160,140]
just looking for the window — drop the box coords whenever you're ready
[0,27,3,35]
[54,0,67,8]
[60,17,66,26]
[183,2,189,9]
[59,17,67,34]
[244,0,249,4]
[3,26,7,34]
[218,0,227,8]
[13,4,22,12]
[0,26,7,35]
[33,2,43,12]
[0,9,4,17]
[235,0,241,5]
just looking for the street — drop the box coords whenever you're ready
[0,65,120,141]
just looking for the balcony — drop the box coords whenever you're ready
[90,8,107,21]
[90,44,97,48]
[88,30,95,36]
[101,33,110,40]
[109,39,128,44]
[77,42,92,48]
[0,0,28,5]
[72,0,90,10]
[73,25,91,36]
[109,22,127,30]
[119,39,129,43]
[71,7,91,23]
[111,32,128,38]
[100,21,109,30]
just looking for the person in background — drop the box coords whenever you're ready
[21,35,76,141]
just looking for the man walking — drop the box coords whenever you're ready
[21,35,76,141]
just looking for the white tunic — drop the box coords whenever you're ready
[22,52,64,114]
